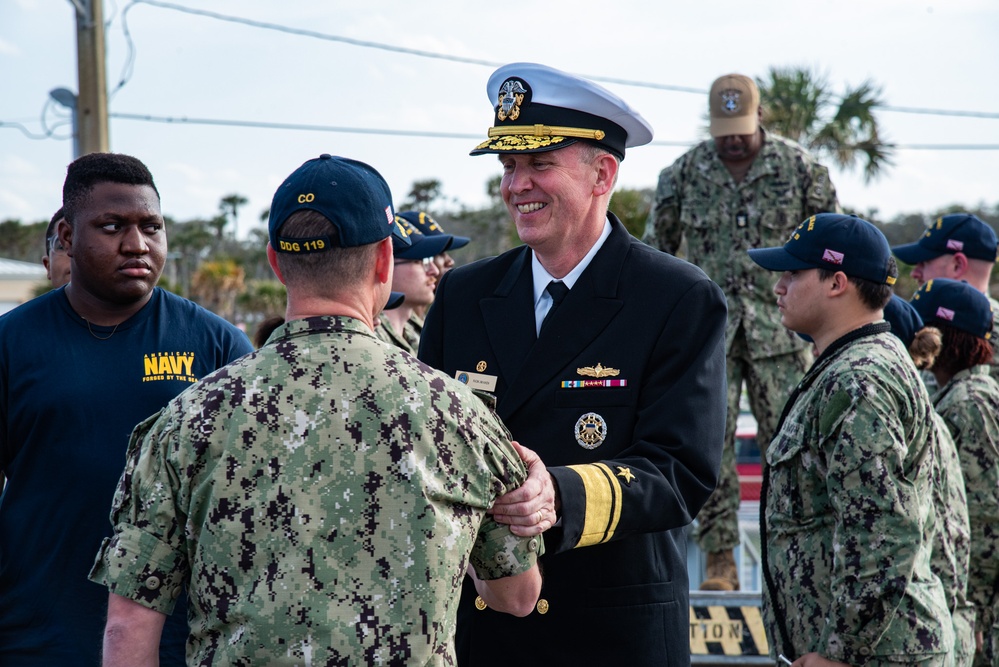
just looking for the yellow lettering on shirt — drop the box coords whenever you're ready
[142,352,197,383]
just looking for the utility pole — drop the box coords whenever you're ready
[70,0,109,154]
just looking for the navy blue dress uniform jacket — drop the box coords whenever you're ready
[419,215,727,666]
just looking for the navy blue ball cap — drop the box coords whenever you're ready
[385,291,405,310]
[891,213,998,264]
[471,62,653,161]
[269,154,411,253]
[910,278,993,339]
[392,215,452,260]
[883,294,924,348]
[397,210,470,250]
[748,213,897,285]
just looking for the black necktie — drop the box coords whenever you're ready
[540,280,570,335]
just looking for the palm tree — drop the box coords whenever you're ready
[218,193,249,241]
[191,259,245,323]
[756,67,893,182]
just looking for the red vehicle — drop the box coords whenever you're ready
[736,411,762,502]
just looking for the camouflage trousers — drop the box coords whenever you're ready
[694,336,811,554]
[975,610,999,667]
[954,606,976,667]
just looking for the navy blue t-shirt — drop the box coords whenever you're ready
[0,287,253,666]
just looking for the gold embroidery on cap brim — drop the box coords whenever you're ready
[475,135,569,152]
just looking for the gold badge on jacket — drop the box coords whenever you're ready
[575,412,607,449]
[576,363,619,378]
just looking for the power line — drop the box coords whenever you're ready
[128,0,999,120]
[111,112,485,140]
[131,0,501,67]
[0,121,60,141]
[897,144,999,150]
[879,106,999,119]
[108,112,999,150]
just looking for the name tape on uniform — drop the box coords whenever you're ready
[455,370,498,392]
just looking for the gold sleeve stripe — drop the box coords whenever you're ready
[566,462,623,547]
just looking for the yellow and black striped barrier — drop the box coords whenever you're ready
[690,591,771,665]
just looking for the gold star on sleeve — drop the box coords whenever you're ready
[616,466,636,484]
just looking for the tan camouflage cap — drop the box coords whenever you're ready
[709,74,760,137]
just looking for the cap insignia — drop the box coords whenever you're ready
[822,249,844,265]
[946,239,964,251]
[420,211,441,233]
[936,306,956,321]
[497,78,528,122]
[577,363,619,378]
[720,89,741,114]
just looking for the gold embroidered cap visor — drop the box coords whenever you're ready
[470,62,653,161]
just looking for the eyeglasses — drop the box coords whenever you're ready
[47,237,67,254]
[394,257,434,270]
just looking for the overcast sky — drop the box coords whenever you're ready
[2,0,997,239]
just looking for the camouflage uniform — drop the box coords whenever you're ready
[409,312,425,339]
[90,316,542,666]
[928,413,976,667]
[761,324,952,665]
[933,365,999,667]
[990,296,999,384]
[373,311,419,355]
[644,131,837,553]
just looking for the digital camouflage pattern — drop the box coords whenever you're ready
[932,365,999,667]
[409,312,425,339]
[990,296,999,384]
[643,131,839,360]
[696,341,810,553]
[762,328,952,665]
[90,316,541,666]
[927,413,976,667]
[374,311,419,355]
[643,131,833,555]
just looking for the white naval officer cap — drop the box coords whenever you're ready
[470,62,654,161]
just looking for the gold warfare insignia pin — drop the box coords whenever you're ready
[476,360,487,373]
[475,596,488,611]
[576,363,619,378]
[496,78,527,122]
[575,412,607,450]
